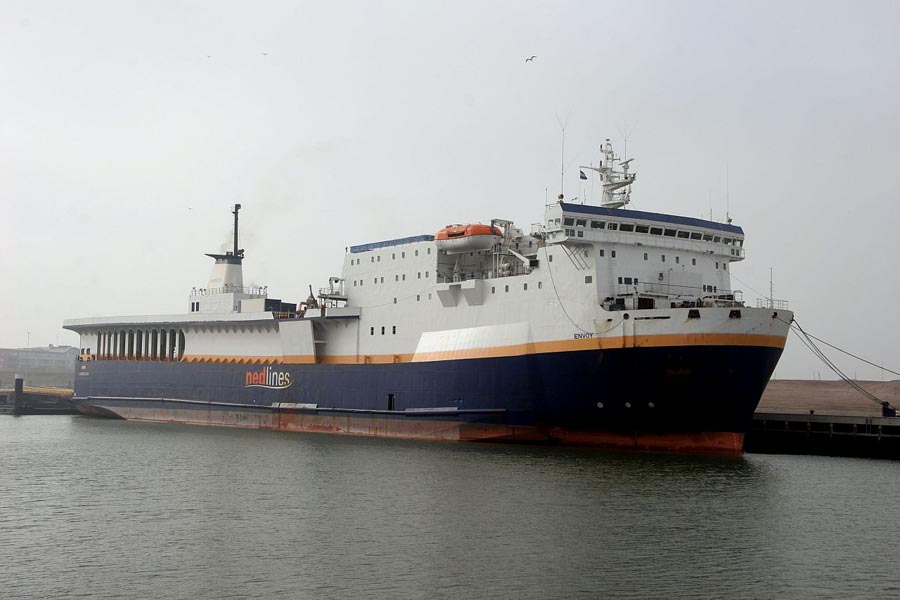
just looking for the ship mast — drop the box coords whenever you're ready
[232,203,243,258]
[579,139,636,209]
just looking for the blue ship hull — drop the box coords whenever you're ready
[73,344,784,454]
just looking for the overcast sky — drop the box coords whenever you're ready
[2,1,898,380]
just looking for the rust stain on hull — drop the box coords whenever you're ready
[98,405,744,455]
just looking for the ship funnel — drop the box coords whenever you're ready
[204,204,245,292]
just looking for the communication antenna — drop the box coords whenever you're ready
[556,114,568,198]
[725,163,732,223]
[769,267,774,309]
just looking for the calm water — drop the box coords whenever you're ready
[1,417,898,599]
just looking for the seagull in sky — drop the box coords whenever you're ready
[525,55,536,62]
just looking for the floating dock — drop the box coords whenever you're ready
[0,378,78,415]
[747,380,900,458]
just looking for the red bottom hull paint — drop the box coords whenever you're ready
[101,405,745,455]
[547,428,745,456]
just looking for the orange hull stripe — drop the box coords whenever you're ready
[172,332,784,365]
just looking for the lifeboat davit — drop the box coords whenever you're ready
[435,223,502,253]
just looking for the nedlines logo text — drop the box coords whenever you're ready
[245,366,293,389]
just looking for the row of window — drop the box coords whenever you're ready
[94,329,186,361]
[554,217,742,246]
[392,294,433,303]
[489,281,547,294]
[371,325,398,335]
[352,271,432,287]
[351,248,431,266]
[642,253,699,266]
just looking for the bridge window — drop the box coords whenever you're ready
[664,229,676,237]
[713,236,721,243]
[635,225,649,234]
[575,218,586,227]
[607,223,618,231]
[576,230,583,237]
[618,277,623,284]
[690,232,702,240]
[624,277,632,285]
[591,220,605,229]
[650,227,662,235]
[564,217,574,226]
[677,231,690,239]
[723,238,732,245]
[703,234,713,241]
[619,224,634,232]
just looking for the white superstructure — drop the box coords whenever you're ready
[65,142,787,369]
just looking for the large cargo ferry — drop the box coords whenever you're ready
[64,141,792,454]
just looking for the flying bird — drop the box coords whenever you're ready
[525,55,536,62]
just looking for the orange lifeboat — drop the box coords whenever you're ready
[434,223,502,253]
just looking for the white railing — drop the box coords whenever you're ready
[190,285,267,297]
[755,298,790,310]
